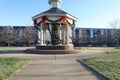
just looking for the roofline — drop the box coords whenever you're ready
[66,14,78,21]
[32,13,65,20]
[32,13,78,21]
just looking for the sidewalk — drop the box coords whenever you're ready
[0,50,106,80]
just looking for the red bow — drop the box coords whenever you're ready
[61,16,66,23]
[34,20,37,27]
[41,16,46,24]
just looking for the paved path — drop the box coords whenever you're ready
[0,50,106,80]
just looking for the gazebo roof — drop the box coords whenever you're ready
[41,7,67,14]
[32,7,77,21]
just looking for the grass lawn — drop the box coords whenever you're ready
[75,47,116,50]
[0,47,34,51]
[0,57,30,80]
[81,50,120,80]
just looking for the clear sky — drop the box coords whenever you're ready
[0,0,120,28]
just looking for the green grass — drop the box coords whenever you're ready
[0,57,30,80]
[75,47,115,50]
[0,47,34,51]
[81,50,120,80]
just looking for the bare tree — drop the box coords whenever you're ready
[96,31,103,46]
[0,30,4,45]
[1,26,16,46]
[81,30,90,46]
[22,27,37,46]
[109,19,120,48]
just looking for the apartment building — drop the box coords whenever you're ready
[0,26,37,46]
[74,28,118,47]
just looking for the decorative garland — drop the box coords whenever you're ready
[66,19,76,28]
[33,16,76,29]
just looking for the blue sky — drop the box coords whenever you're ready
[0,0,120,28]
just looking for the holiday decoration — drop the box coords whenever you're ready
[41,16,46,24]
[73,20,76,27]
[61,16,66,23]
[34,20,37,27]
[34,16,76,27]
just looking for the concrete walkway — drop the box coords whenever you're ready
[0,50,106,80]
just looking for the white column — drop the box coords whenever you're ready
[63,29,65,45]
[48,24,52,45]
[58,24,62,45]
[40,25,43,45]
[67,25,70,45]
[37,30,41,44]
[43,30,46,45]
[46,30,48,43]
[90,29,94,38]
[69,27,72,45]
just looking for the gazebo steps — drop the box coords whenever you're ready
[25,49,81,54]
[36,45,74,50]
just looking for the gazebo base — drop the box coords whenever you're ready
[25,45,81,54]
[25,49,81,54]
[36,45,74,50]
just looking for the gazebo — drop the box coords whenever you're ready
[32,0,77,52]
